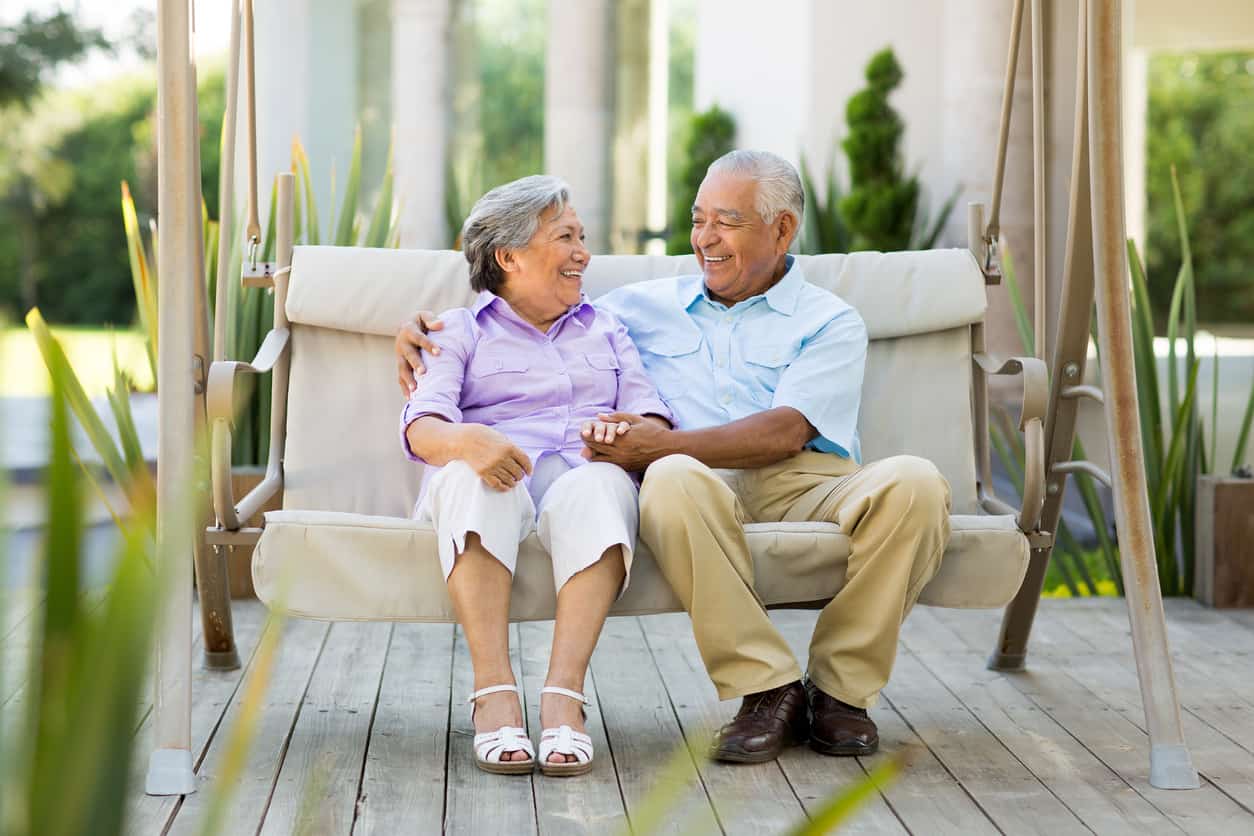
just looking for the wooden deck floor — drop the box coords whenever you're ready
[7,595,1254,834]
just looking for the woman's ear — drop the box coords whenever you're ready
[495,247,519,275]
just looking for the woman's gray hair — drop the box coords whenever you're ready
[461,175,572,293]
[708,150,805,231]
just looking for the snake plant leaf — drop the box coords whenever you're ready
[334,127,363,246]
[364,133,396,249]
[121,181,158,382]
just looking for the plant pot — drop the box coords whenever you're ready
[1194,475,1254,608]
[226,466,284,599]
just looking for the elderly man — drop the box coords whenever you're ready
[396,150,950,763]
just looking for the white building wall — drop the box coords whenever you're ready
[693,0,811,167]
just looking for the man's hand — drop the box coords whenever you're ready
[581,412,673,471]
[460,424,533,491]
[396,311,445,396]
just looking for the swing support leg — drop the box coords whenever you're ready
[989,0,1198,791]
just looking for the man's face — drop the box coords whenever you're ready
[689,170,793,306]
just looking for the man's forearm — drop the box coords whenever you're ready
[661,407,816,470]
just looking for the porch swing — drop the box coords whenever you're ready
[144,0,1201,795]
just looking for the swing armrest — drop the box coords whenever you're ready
[207,327,291,531]
[973,353,1048,535]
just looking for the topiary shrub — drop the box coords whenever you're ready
[667,105,735,254]
[838,48,921,252]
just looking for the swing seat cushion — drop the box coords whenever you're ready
[252,510,1028,620]
[250,245,1033,621]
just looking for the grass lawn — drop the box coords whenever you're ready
[1,326,153,396]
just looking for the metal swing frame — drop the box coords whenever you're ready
[146,0,1199,795]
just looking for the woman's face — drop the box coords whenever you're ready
[498,204,590,322]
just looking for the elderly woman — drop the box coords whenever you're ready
[400,175,671,777]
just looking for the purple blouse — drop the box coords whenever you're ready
[400,291,672,503]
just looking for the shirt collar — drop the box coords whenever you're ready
[681,254,803,315]
[472,290,594,329]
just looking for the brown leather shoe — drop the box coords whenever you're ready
[806,680,879,756]
[709,681,809,764]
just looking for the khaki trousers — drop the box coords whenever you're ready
[638,451,950,708]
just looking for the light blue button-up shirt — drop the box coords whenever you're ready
[597,255,868,462]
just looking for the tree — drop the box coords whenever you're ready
[1145,50,1254,325]
[0,11,109,108]
[0,11,111,312]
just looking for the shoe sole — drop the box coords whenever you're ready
[711,734,807,764]
[540,760,594,777]
[476,759,536,775]
[809,736,879,757]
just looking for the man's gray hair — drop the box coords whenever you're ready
[461,174,572,293]
[707,150,805,231]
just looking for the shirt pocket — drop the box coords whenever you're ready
[469,353,530,378]
[568,351,620,407]
[638,335,703,405]
[741,341,794,405]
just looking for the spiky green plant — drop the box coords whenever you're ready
[991,165,1254,596]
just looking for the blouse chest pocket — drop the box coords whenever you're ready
[584,353,620,372]
[470,353,530,378]
[568,351,620,406]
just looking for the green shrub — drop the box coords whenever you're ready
[667,105,735,255]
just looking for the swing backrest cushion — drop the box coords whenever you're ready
[280,247,988,520]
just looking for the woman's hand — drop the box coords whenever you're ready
[459,424,534,491]
[580,418,630,445]
[396,311,444,396]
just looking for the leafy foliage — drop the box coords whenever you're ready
[991,169,1254,596]
[1146,50,1254,325]
[666,105,735,254]
[0,11,110,109]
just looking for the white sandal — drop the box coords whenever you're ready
[467,684,535,775]
[538,686,595,777]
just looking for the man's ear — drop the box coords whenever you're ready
[775,211,799,255]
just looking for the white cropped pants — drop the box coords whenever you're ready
[414,459,638,596]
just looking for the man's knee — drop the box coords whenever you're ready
[886,455,950,517]
[639,454,710,518]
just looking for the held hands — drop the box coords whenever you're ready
[461,424,533,491]
[581,413,672,471]
[396,310,443,396]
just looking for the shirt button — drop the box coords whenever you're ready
[716,360,726,368]
[720,393,732,404]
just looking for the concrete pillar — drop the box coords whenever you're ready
[545,0,614,252]
[611,0,651,253]
[1123,46,1150,257]
[942,0,1037,360]
[250,0,358,225]
[392,0,452,248]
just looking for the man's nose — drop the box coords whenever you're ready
[695,223,718,250]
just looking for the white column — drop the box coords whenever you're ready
[942,0,1036,358]
[392,0,452,248]
[545,0,614,252]
[246,0,357,227]
[1123,46,1149,257]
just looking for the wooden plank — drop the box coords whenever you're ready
[517,620,628,835]
[164,617,330,836]
[353,622,455,836]
[590,616,720,835]
[874,696,1001,835]
[920,650,1184,835]
[1002,654,1254,834]
[1055,653,1254,819]
[884,652,1090,834]
[768,609,914,835]
[639,613,812,836]
[257,621,392,836]
[123,600,271,835]
[444,623,538,836]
